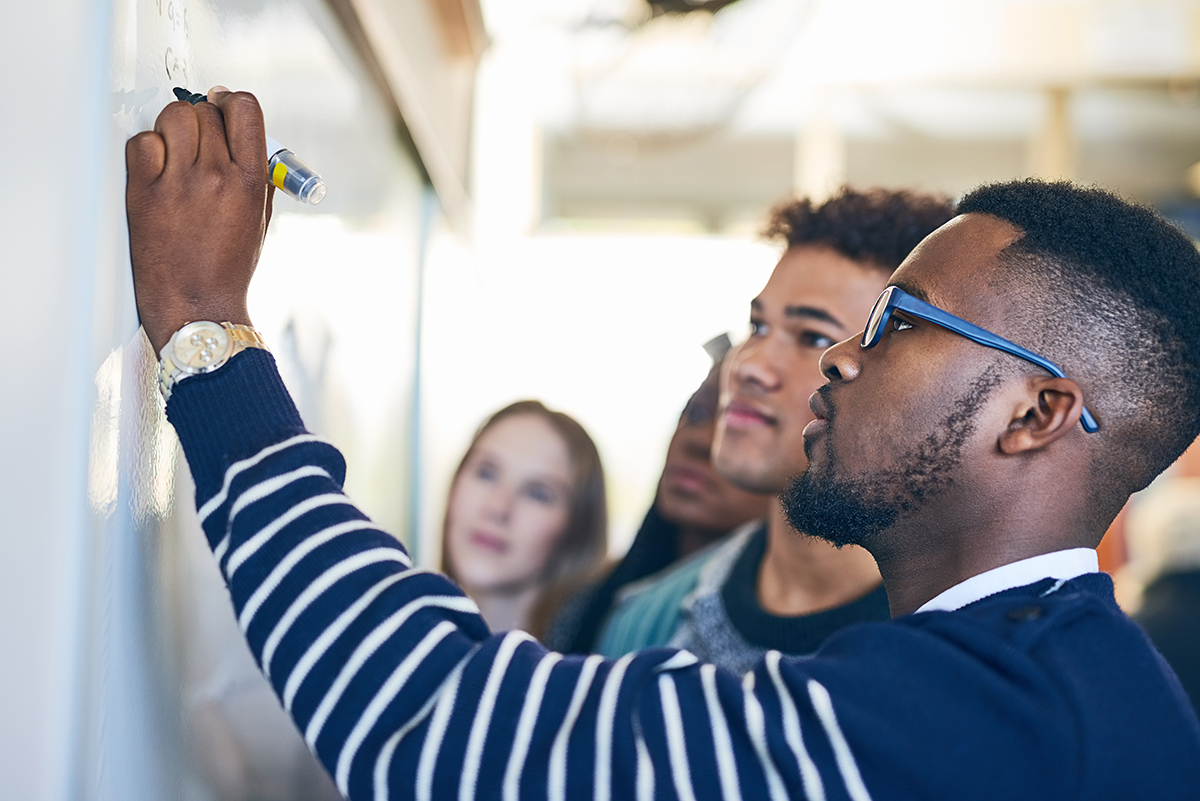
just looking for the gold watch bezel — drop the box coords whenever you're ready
[167,321,235,375]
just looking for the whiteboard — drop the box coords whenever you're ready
[0,0,431,798]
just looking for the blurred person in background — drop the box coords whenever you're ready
[1123,476,1200,716]
[596,188,956,672]
[441,400,607,640]
[656,336,774,558]
[545,336,772,653]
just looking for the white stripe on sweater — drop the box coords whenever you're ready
[742,672,790,801]
[226,465,330,537]
[282,570,440,710]
[459,632,534,801]
[238,519,380,630]
[594,653,635,801]
[635,733,655,801]
[808,679,872,801]
[503,652,564,801]
[259,549,410,678]
[1040,577,1069,597]
[225,493,354,577]
[700,664,743,801]
[304,594,480,744]
[766,652,825,801]
[416,649,465,801]
[374,658,469,801]
[549,654,603,801]
[334,621,457,794]
[199,434,327,524]
[656,650,700,672]
[219,466,329,566]
[658,674,699,801]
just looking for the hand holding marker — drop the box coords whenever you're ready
[173,87,327,205]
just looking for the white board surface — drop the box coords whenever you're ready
[1,1,429,798]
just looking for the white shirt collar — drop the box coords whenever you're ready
[914,548,1100,614]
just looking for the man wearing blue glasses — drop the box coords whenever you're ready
[129,91,1200,800]
[781,187,1182,618]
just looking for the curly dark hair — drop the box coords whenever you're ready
[763,187,956,273]
[958,179,1200,505]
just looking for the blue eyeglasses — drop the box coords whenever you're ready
[861,286,1099,433]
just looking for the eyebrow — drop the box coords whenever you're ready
[750,299,845,329]
[889,281,933,305]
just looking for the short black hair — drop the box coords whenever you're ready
[764,187,956,273]
[958,179,1200,504]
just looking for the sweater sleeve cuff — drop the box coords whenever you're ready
[165,348,309,502]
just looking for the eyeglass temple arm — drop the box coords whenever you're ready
[893,295,1100,433]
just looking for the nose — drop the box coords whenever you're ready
[678,418,714,461]
[732,336,782,393]
[819,334,863,382]
[481,484,514,523]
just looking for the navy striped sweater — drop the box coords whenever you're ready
[169,350,1200,801]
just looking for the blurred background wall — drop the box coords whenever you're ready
[424,0,1200,567]
[4,0,1200,799]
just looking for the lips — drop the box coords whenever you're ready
[808,391,830,422]
[723,399,776,430]
[663,463,715,495]
[469,531,509,555]
[803,387,834,442]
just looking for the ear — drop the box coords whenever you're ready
[998,376,1086,455]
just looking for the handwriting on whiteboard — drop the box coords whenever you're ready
[157,0,191,84]
[157,0,190,34]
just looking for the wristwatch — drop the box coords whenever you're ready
[158,321,269,401]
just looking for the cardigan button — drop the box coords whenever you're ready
[1006,605,1043,622]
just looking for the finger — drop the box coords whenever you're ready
[210,90,266,172]
[193,100,232,167]
[125,130,166,186]
[153,100,200,175]
[206,84,230,102]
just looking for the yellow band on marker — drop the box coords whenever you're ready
[272,161,288,189]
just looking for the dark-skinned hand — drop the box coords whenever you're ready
[126,86,275,354]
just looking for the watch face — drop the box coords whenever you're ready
[172,322,232,373]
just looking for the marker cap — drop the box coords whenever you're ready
[268,148,327,205]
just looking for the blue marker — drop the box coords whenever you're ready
[172,87,327,205]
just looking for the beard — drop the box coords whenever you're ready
[782,364,1004,548]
